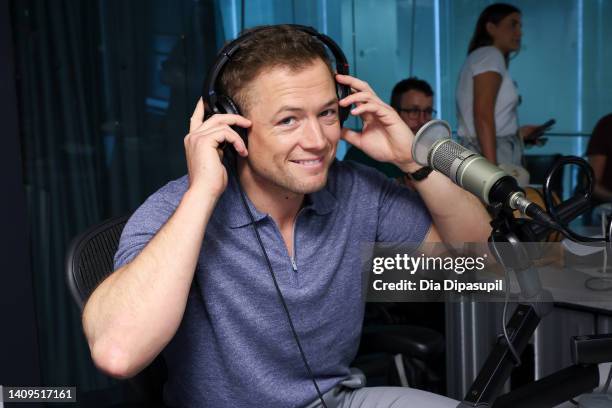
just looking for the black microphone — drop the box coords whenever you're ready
[412,120,555,226]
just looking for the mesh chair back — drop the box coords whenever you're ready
[65,215,168,406]
[66,215,130,310]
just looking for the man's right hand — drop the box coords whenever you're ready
[186,99,251,197]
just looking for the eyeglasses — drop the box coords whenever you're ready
[399,107,436,119]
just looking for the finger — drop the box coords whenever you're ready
[335,74,374,93]
[198,113,252,132]
[189,98,206,132]
[194,126,248,157]
[341,128,362,147]
[192,125,228,138]
[350,101,386,117]
[184,125,226,146]
[217,129,249,157]
[339,91,379,107]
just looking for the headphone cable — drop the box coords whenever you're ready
[230,161,328,408]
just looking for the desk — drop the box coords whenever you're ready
[445,261,612,401]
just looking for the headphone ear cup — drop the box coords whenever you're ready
[336,83,351,126]
[215,95,248,146]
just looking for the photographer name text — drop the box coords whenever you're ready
[372,279,503,293]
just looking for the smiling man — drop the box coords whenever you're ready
[81,25,490,408]
[240,60,340,198]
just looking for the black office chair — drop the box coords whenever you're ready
[66,215,167,407]
[66,215,130,309]
[353,303,445,393]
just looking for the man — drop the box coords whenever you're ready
[586,113,612,203]
[343,77,435,178]
[82,26,490,407]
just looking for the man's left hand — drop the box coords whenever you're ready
[337,74,417,172]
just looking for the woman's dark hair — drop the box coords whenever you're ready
[468,3,521,55]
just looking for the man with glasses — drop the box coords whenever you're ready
[393,77,435,134]
[344,77,435,178]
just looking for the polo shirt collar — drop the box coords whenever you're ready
[217,169,338,229]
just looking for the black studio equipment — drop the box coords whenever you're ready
[201,25,352,408]
[414,119,612,407]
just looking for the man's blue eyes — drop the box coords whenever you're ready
[279,117,295,125]
[278,110,337,126]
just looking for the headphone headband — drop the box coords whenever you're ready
[203,24,351,130]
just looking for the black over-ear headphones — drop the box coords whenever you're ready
[202,24,351,145]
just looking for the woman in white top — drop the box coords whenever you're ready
[456,3,538,173]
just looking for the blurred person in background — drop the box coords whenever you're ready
[456,3,545,185]
[586,113,612,204]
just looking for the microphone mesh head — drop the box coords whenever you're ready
[412,120,452,166]
[431,140,472,177]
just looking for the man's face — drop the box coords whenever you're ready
[398,90,434,133]
[241,59,340,196]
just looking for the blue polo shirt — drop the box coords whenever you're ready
[115,160,431,408]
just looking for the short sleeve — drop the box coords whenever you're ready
[470,46,506,77]
[376,180,432,244]
[114,178,187,269]
[333,161,432,245]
